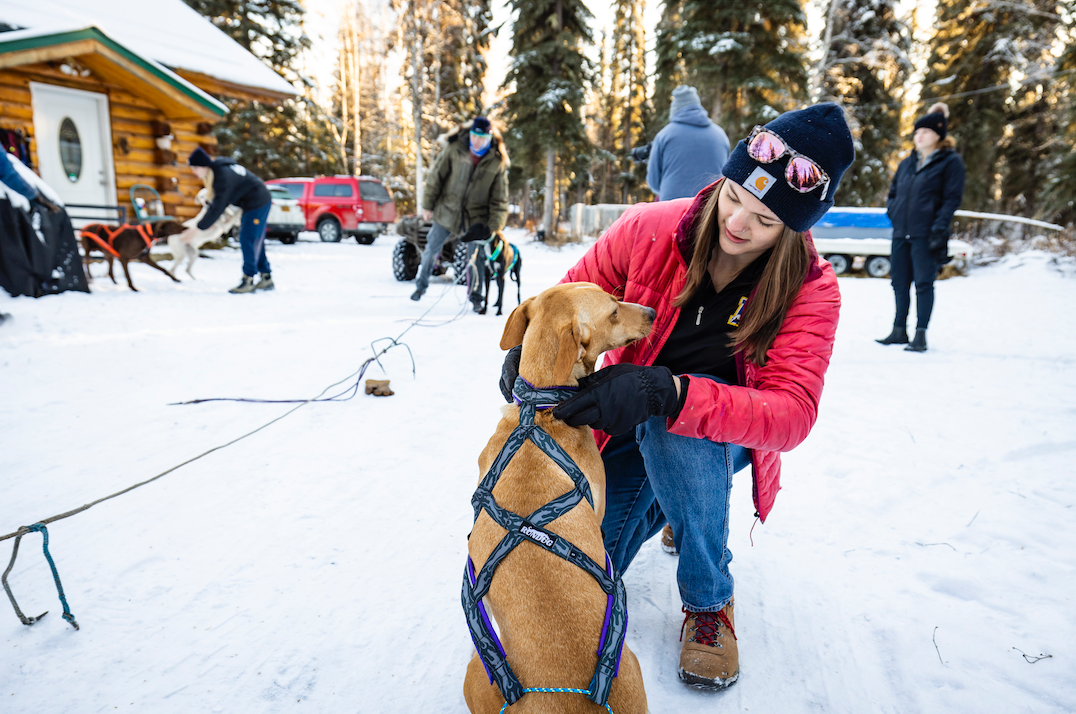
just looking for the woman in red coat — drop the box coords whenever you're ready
[503,103,855,691]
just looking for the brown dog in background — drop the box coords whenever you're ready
[464,282,655,714]
[81,221,184,291]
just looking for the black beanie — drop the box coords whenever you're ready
[913,109,947,140]
[721,103,856,233]
[471,116,491,134]
[188,147,213,167]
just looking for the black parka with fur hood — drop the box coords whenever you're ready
[421,120,510,232]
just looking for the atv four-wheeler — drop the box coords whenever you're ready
[391,215,469,284]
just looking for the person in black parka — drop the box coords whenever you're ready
[878,102,965,352]
[178,148,274,294]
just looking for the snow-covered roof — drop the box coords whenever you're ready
[0,26,229,118]
[0,0,295,96]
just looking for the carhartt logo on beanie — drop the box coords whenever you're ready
[721,102,855,233]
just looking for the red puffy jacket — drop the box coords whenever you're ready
[562,180,841,521]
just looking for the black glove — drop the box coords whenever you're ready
[33,194,61,214]
[459,222,491,243]
[499,345,522,402]
[928,229,950,265]
[551,364,685,436]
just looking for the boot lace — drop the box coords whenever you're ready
[681,606,737,646]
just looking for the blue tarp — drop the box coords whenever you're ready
[815,209,892,229]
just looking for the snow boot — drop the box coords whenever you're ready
[680,599,739,690]
[661,524,679,555]
[410,289,424,301]
[229,275,255,294]
[254,272,275,291]
[875,326,909,345]
[905,328,928,352]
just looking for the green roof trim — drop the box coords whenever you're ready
[0,26,227,117]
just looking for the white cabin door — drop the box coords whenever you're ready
[30,83,116,223]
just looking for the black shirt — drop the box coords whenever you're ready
[652,250,771,385]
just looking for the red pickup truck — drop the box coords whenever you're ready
[267,175,396,244]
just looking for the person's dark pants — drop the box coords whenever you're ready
[239,202,272,277]
[889,235,936,330]
[600,376,751,612]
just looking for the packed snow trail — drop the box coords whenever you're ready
[1,234,1073,712]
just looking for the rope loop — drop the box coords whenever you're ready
[2,523,79,630]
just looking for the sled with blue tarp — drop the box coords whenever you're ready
[809,207,972,277]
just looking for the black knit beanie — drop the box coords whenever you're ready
[721,102,856,233]
[471,117,491,134]
[188,147,213,167]
[914,109,947,140]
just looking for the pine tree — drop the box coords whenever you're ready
[1041,38,1076,225]
[675,0,810,140]
[182,0,343,179]
[921,0,1012,212]
[502,0,593,235]
[818,0,911,206]
[434,0,494,124]
[996,0,1068,218]
[651,0,685,133]
[610,0,650,202]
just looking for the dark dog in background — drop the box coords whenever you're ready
[473,232,522,316]
[81,220,184,291]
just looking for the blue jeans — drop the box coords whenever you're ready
[239,202,272,277]
[601,376,751,612]
[414,221,453,293]
[889,235,935,330]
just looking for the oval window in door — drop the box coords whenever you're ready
[59,117,82,182]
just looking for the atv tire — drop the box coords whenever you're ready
[392,238,420,281]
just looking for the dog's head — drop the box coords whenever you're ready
[153,220,185,238]
[500,282,656,386]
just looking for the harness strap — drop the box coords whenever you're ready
[79,224,121,258]
[79,223,156,257]
[463,377,628,708]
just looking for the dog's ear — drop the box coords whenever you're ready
[500,297,534,349]
[553,321,583,384]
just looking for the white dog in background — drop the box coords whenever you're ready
[169,188,242,279]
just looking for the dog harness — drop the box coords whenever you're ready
[479,236,518,277]
[80,223,155,258]
[463,376,628,710]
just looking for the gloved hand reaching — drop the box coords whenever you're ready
[551,364,685,436]
[459,222,492,243]
[33,194,62,214]
[499,344,522,402]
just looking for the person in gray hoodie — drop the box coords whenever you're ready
[647,86,731,201]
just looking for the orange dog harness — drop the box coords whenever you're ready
[80,223,155,258]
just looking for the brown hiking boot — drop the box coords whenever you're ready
[679,598,738,689]
[661,524,678,554]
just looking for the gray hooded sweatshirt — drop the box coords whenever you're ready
[646,105,731,201]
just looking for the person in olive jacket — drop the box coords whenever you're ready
[877,102,965,352]
[412,116,510,304]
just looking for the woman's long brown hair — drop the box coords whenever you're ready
[673,181,810,366]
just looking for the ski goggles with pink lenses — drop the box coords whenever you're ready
[746,126,832,201]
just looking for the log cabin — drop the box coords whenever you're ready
[0,0,296,223]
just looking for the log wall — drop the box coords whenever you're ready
[0,61,218,221]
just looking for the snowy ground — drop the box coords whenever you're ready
[2,231,1074,713]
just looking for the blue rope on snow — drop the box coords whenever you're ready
[497,687,614,714]
[27,523,79,630]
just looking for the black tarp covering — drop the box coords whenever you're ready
[0,198,89,297]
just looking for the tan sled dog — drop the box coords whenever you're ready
[464,283,654,714]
